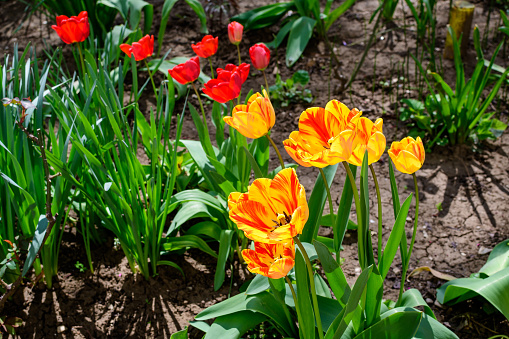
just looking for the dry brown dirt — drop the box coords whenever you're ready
[2,0,509,338]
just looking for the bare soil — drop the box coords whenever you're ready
[2,0,509,338]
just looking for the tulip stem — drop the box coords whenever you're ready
[342,161,361,225]
[191,82,207,125]
[77,43,86,77]
[236,44,242,66]
[342,161,364,268]
[144,59,159,104]
[369,164,383,260]
[294,237,324,339]
[262,70,270,97]
[208,58,215,79]
[285,276,303,334]
[319,168,335,235]
[266,134,285,170]
[236,44,242,105]
[408,173,419,263]
[397,173,419,305]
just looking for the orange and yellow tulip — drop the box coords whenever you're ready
[242,241,295,279]
[388,136,425,174]
[283,100,361,168]
[223,90,275,139]
[347,117,386,166]
[228,168,308,243]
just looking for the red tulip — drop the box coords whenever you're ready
[249,43,270,71]
[51,11,90,44]
[203,69,242,103]
[228,21,243,45]
[120,35,154,61]
[168,57,201,85]
[192,35,219,59]
[217,63,250,84]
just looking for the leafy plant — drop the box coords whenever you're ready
[0,44,74,288]
[412,26,508,146]
[437,239,509,321]
[232,0,357,67]
[499,9,509,38]
[157,0,209,57]
[404,0,438,73]
[191,150,458,338]
[74,261,87,273]
[269,70,313,107]
[28,0,153,40]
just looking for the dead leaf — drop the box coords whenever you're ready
[408,266,458,281]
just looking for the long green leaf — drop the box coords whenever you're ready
[204,311,267,339]
[22,216,48,276]
[378,193,413,280]
[314,240,351,306]
[286,16,316,67]
[300,164,338,242]
[324,0,357,32]
[157,0,179,56]
[296,250,316,339]
[214,230,233,290]
[437,267,509,320]
[353,310,422,339]
[331,265,373,338]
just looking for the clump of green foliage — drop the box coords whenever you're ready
[269,70,313,108]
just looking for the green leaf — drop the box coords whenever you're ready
[324,0,357,32]
[300,164,338,242]
[378,193,413,280]
[22,215,48,277]
[286,16,316,67]
[398,289,436,319]
[186,221,223,241]
[196,293,249,320]
[184,0,208,33]
[358,151,373,269]
[335,164,356,253]
[168,201,218,235]
[157,261,184,277]
[242,146,264,179]
[354,309,422,339]
[295,250,316,339]
[437,267,509,319]
[162,235,218,258]
[364,265,383,327]
[231,2,295,30]
[158,0,179,56]
[266,19,295,49]
[246,275,270,295]
[214,230,233,290]
[170,326,188,339]
[205,311,267,338]
[314,240,351,306]
[330,265,373,338]
[479,239,509,276]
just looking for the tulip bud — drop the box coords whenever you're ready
[249,43,270,71]
[228,21,243,45]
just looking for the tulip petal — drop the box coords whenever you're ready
[229,200,275,241]
[223,111,269,139]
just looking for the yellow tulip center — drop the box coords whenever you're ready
[272,211,291,229]
[324,137,336,149]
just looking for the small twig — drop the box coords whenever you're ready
[29,270,45,288]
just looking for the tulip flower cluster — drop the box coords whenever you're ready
[229,168,308,278]
[225,95,426,280]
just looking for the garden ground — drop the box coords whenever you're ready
[1,0,509,337]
